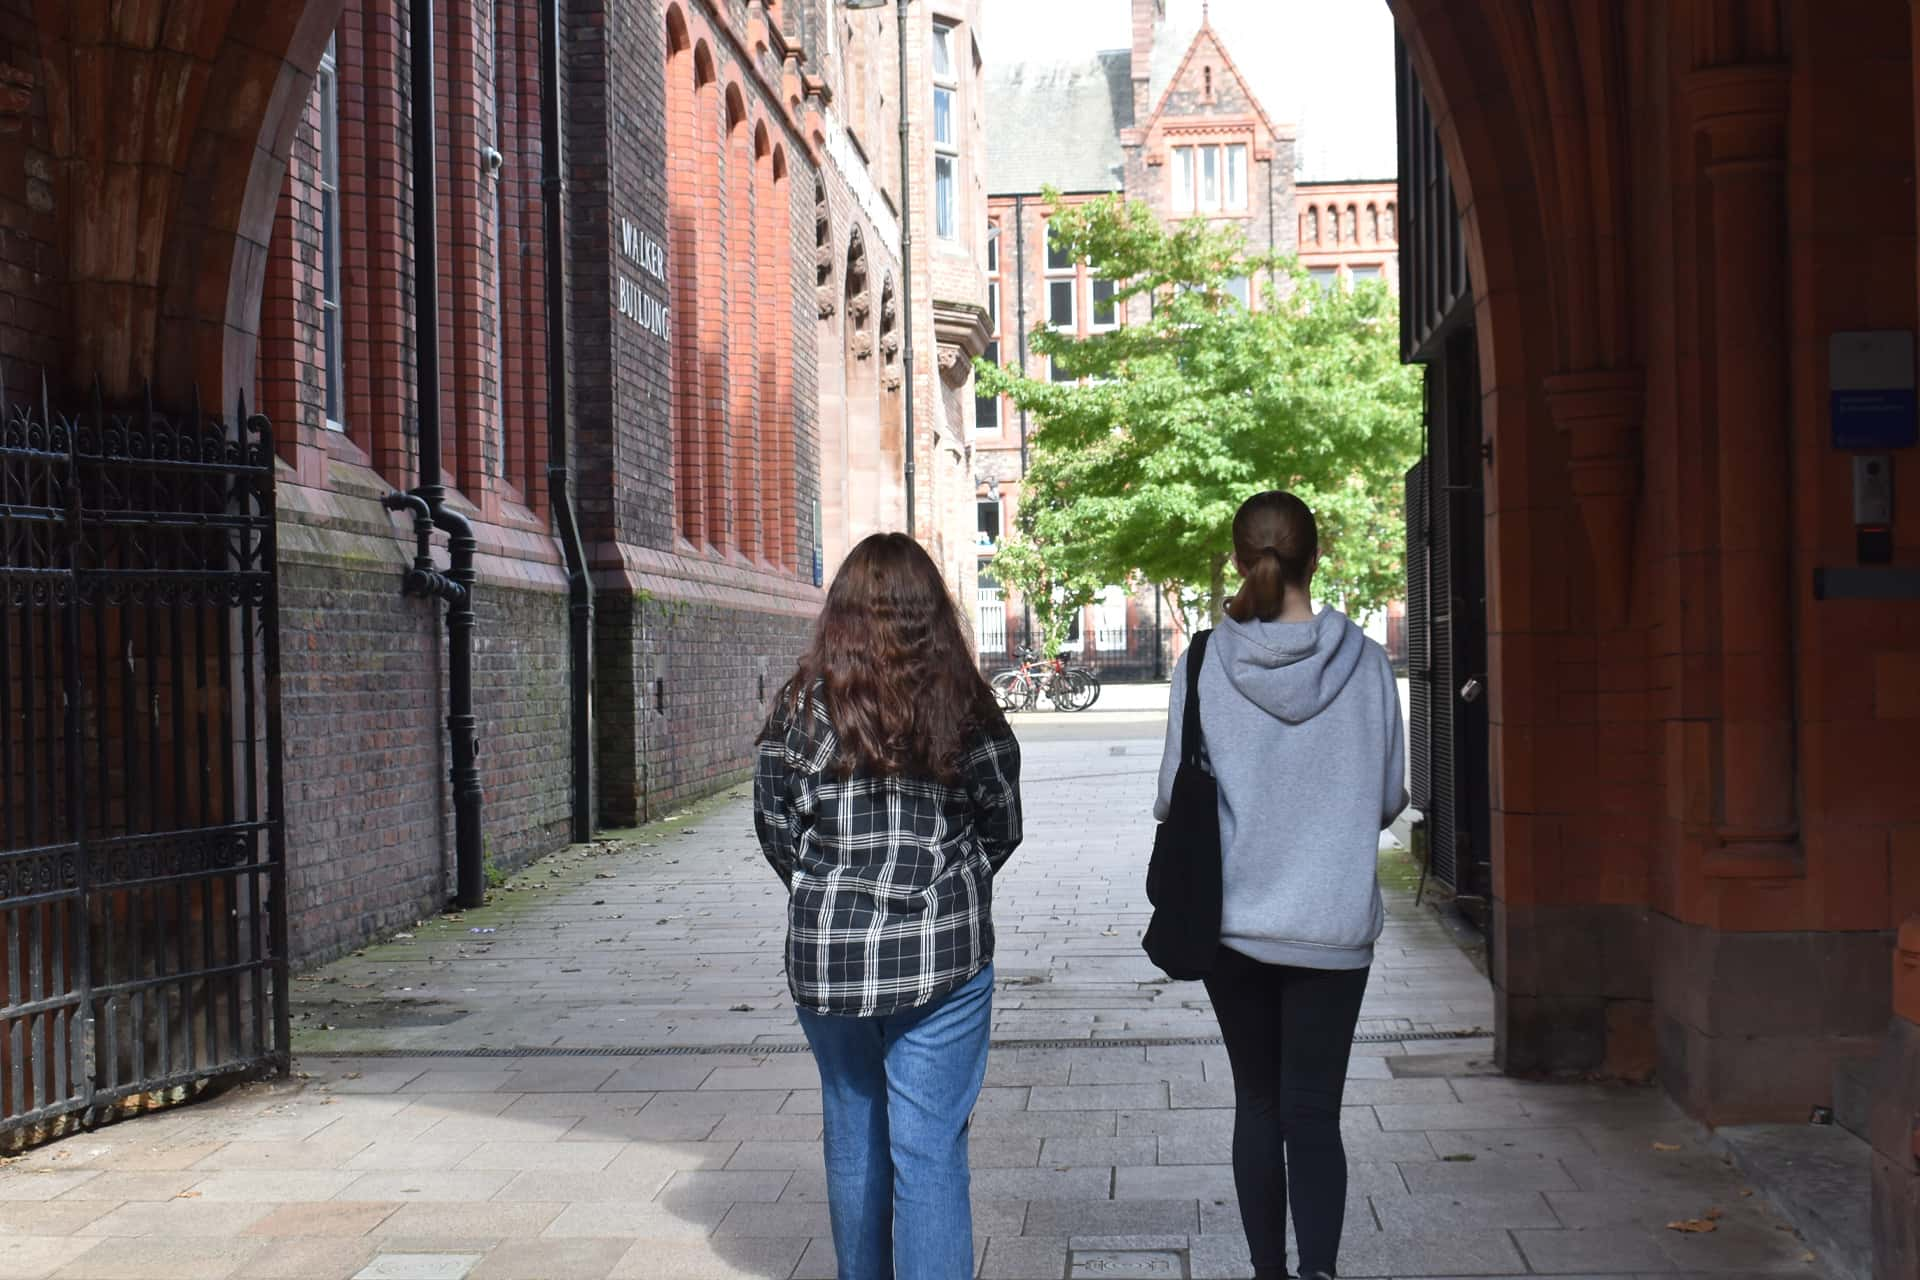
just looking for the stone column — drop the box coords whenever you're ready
[1685,65,1798,869]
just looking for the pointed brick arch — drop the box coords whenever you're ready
[35,0,346,400]
[714,81,750,555]
[757,136,795,569]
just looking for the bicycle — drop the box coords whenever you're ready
[991,647,1094,712]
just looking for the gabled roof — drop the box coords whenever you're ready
[984,50,1134,196]
[1143,19,1285,141]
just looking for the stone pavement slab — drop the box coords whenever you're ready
[0,713,1836,1279]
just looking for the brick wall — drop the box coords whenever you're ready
[582,0,826,827]
[263,0,591,963]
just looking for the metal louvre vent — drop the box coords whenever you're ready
[1428,407,1459,892]
[1405,461,1432,816]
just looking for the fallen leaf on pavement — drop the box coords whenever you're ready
[1667,1218,1717,1234]
[1652,1141,1682,1151]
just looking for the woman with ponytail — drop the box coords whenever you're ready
[1154,491,1408,1280]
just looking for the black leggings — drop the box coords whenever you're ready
[1203,946,1370,1279]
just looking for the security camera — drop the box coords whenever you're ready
[482,146,505,177]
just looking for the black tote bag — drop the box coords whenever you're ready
[1142,630,1221,981]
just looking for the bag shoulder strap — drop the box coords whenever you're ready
[1182,630,1212,769]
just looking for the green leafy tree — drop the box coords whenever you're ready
[976,189,1420,625]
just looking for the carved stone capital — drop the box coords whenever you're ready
[1684,65,1790,170]
[851,331,873,361]
[1545,368,1644,624]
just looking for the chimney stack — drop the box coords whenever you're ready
[1131,0,1165,121]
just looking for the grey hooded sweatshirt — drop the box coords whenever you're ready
[1153,609,1407,970]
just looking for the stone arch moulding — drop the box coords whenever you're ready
[37,0,347,402]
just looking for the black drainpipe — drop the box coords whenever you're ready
[1013,193,1032,642]
[384,0,485,911]
[539,0,594,843]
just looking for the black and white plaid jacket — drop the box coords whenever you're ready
[753,690,1023,1018]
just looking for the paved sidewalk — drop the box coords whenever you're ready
[0,707,1830,1279]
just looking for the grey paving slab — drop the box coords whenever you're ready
[980,1235,1072,1279]
[1510,1226,1679,1274]
[538,1203,725,1240]
[238,1238,385,1279]
[606,1236,808,1279]
[1397,1154,1579,1194]
[1023,1199,1201,1238]
[48,1237,272,1279]
[464,1238,630,1279]
[0,1175,100,1205]
[1,715,1835,1280]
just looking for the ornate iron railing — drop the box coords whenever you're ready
[0,382,286,1144]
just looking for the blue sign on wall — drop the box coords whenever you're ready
[1831,331,1918,449]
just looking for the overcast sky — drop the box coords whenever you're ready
[977,0,1399,181]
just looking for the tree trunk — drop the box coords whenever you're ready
[1208,553,1228,624]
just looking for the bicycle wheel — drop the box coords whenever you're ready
[1064,669,1100,711]
[991,670,1033,713]
[1051,671,1093,712]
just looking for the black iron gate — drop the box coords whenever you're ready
[0,385,287,1144]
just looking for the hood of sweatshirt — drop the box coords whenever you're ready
[1211,608,1368,724]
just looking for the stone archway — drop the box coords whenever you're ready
[33,0,346,401]
[1389,0,1637,1079]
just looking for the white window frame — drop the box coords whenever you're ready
[1088,276,1118,330]
[1224,143,1247,211]
[318,36,346,432]
[987,280,999,331]
[1046,277,1076,330]
[1094,586,1128,652]
[932,21,960,241]
[1171,143,1249,216]
[976,580,1007,652]
[975,339,1000,433]
[985,223,999,273]
[976,496,1002,547]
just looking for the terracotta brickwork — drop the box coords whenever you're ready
[1389,1,1920,1270]
[1296,180,1399,289]
[5,0,837,955]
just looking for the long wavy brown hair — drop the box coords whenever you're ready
[769,533,1005,783]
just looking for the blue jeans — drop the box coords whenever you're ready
[795,963,994,1280]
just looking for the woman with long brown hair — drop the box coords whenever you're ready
[755,532,1022,1280]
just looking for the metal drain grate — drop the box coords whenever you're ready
[301,1028,1488,1060]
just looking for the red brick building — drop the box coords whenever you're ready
[251,0,832,961]
[1390,1,1920,1272]
[976,0,1398,667]
[0,0,965,976]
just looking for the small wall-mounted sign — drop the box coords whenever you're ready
[617,217,670,343]
[1830,330,1916,449]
